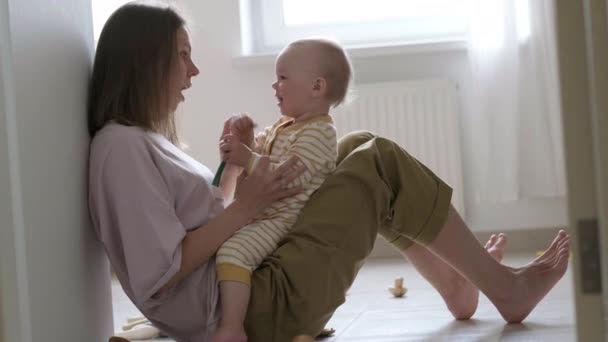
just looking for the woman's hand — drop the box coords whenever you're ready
[233,156,304,214]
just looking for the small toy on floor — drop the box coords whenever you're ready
[109,316,164,341]
[122,316,149,331]
[389,277,407,297]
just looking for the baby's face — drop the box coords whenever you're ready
[271,46,322,118]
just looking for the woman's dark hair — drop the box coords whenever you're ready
[88,1,185,143]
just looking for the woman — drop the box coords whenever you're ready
[88,2,570,342]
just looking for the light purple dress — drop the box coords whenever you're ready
[88,122,223,341]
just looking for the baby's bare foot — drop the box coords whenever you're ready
[492,230,570,323]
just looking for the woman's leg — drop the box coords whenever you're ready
[401,233,507,320]
[246,132,569,341]
[424,205,570,323]
[245,131,470,339]
[356,133,570,323]
[246,132,388,342]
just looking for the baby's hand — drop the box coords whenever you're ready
[219,134,253,168]
[229,113,256,148]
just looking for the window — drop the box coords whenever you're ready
[242,0,470,55]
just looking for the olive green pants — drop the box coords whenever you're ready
[246,131,453,341]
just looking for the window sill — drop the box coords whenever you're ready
[232,39,467,68]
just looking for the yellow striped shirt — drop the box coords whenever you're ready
[248,115,337,221]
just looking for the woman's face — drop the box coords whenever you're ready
[167,27,199,112]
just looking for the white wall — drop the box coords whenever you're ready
[178,0,567,242]
[0,0,112,341]
[0,3,18,341]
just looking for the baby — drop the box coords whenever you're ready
[213,38,353,342]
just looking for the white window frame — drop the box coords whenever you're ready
[244,0,469,55]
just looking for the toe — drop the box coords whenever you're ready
[485,234,497,249]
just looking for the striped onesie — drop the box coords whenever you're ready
[216,115,337,285]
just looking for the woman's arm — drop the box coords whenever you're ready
[158,157,303,294]
[158,196,256,293]
[218,115,254,201]
[218,164,241,202]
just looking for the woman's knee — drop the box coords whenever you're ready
[337,130,376,163]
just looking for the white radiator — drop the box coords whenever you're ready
[333,79,466,216]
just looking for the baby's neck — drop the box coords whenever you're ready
[292,104,331,123]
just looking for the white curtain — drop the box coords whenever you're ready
[467,0,566,203]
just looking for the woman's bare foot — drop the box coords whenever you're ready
[442,233,508,319]
[485,233,508,261]
[211,327,247,342]
[491,230,570,323]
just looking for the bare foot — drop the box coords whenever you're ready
[211,327,247,342]
[485,233,508,261]
[491,230,570,323]
[444,233,508,320]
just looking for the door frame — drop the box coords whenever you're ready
[555,0,608,340]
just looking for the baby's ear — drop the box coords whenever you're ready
[312,77,327,95]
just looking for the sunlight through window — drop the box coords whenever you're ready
[246,0,471,54]
[282,0,467,26]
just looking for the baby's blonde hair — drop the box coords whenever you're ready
[288,38,353,108]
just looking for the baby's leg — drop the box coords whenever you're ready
[215,220,291,341]
[213,280,249,342]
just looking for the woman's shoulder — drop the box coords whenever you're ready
[92,122,148,144]
[89,122,157,165]
[92,122,156,152]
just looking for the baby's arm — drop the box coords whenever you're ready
[221,118,272,170]
[283,123,337,186]
[220,138,254,170]
[230,114,256,148]
[247,123,337,188]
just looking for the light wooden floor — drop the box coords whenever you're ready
[111,253,575,341]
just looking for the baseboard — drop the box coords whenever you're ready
[368,226,564,258]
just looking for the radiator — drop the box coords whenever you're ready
[332,79,466,215]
